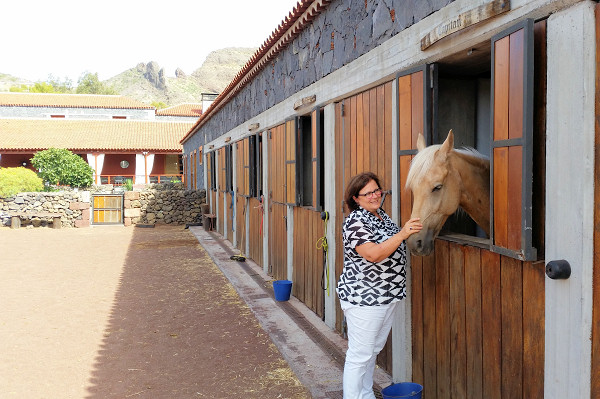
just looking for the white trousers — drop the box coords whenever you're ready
[341,300,399,399]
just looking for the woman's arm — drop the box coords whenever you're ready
[355,218,422,263]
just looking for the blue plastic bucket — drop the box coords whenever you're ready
[381,382,423,399]
[273,280,292,301]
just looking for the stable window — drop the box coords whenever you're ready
[398,19,538,261]
[225,144,233,193]
[206,151,216,191]
[296,108,324,210]
[253,132,263,198]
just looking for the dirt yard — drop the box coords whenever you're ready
[0,225,310,398]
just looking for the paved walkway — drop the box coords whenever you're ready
[0,224,392,398]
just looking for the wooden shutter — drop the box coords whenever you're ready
[206,152,213,191]
[254,132,262,198]
[491,19,536,261]
[236,139,250,196]
[218,147,226,192]
[270,125,285,204]
[398,65,431,225]
[285,119,297,205]
[191,150,196,190]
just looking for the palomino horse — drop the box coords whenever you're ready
[405,130,490,256]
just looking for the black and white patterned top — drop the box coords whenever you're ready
[336,207,407,306]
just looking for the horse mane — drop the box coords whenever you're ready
[405,145,488,190]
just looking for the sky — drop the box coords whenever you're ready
[2,0,301,84]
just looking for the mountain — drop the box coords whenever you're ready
[0,47,257,106]
[106,47,257,106]
[0,73,33,92]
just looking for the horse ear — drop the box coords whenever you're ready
[416,133,426,152]
[437,129,454,160]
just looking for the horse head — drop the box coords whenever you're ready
[405,130,490,256]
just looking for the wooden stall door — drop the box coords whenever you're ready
[334,82,393,369]
[292,207,325,318]
[217,148,226,234]
[248,197,264,268]
[268,121,294,279]
[410,242,544,399]
[235,196,246,253]
[217,192,224,234]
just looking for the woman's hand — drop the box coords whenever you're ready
[400,218,422,240]
[355,218,423,263]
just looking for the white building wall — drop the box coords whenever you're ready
[545,2,596,398]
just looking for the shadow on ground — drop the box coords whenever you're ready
[84,225,309,398]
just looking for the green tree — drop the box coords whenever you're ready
[46,75,74,93]
[30,81,56,93]
[8,75,73,94]
[151,101,168,109]
[9,84,29,92]
[30,148,94,188]
[0,167,44,197]
[76,72,118,95]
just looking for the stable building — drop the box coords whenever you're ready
[180,1,600,397]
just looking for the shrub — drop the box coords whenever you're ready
[0,167,44,197]
[31,148,94,188]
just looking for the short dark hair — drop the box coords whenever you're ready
[344,172,381,212]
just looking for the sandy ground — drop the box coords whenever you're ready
[0,225,310,399]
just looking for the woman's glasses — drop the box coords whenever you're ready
[357,188,383,198]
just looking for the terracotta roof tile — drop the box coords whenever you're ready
[156,103,203,117]
[0,119,193,152]
[0,93,154,110]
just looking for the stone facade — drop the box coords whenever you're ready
[183,0,454,187]
[0,186,206,228]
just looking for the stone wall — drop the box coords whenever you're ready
[123,189,206,226]
[190,0,454,143]
[0,191,91,228]
[0,187,206,228]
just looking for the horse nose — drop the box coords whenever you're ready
[415,239,423,250]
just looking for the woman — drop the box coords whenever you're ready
[337,172,422,399]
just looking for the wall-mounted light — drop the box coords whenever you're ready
[248,123,260,131]
[224,137,231,143]
[21,161,27,167]
[208,145,214,149]
[293,94,316,111]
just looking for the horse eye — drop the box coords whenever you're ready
[432,184,443,192]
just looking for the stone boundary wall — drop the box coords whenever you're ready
[0,188,206,228]
[0,192,91,228]
[123,189,206,226]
